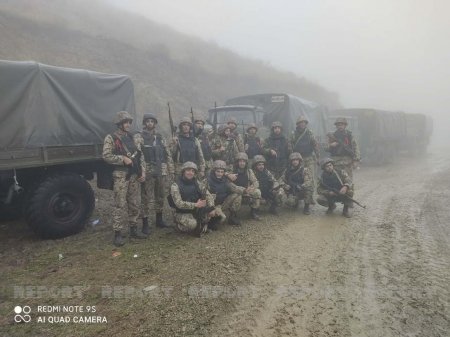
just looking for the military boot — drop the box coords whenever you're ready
[343,205,352,218]
[269,202,279,215]
[130,226,148,239]
[208,217,220,231]
[303,203,311,215]
[142,217,151,235]
[228,212,241,226]
[326,202,336,214]
[113,231,125,247]
[155,212,170,228]
[250,208,261,220]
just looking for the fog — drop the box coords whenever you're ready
[109,0,450,144]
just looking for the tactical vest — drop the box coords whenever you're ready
[266,134,289,171]
[177,134,198,163]
[235,169,249,188]
[254,169,273,193]
[329,130,354,157]
[293,129,314,156]
[171,177,203,213]
[246,135,262,159]
[141,131,166,164]
[285,166,305,188]
[112,132,138,156]
[207,172,229,205]
[198,133,212,161]
[321,170,343,190]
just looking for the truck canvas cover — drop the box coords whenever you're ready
[0,60,135,150]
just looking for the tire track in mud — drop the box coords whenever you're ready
[212,155,450,337]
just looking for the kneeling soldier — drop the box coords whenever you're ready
[169,161,219,236]
[279,152,313,215]
[228,152,262,220]
[317,158,354,218]
[252,155,282,215]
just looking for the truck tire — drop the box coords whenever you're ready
[25,173,95,238]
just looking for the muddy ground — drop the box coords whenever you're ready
[1,147,449,337]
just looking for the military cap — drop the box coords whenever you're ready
[179,117,192,128]
[212,160,227,170]
[235,152,249,161]
[320,158,334,169]
[334,117,348,125]
[246,123,258,132]
[289,152,303,161]
[143,113,158,124]
[252,155,266,165]
[181,161,198,172]
[296,116,309,124]
[114,111,133,125]
[271,121,283,129]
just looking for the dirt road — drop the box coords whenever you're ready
[1,147,449,337]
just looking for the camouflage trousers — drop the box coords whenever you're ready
[239,189,262,209]
[316,192,354,208]
[303,155,317,204]
[282,189,313,208]
[331,156,354,180]
[174,207,224,233]
[217,193,242,214]
[260,188,284,207]
[141,172,167,218]
[112,171,140,231]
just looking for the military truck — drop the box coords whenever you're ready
[0,60,136,238]
[403,113,433,156]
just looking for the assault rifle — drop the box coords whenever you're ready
[168,102,176,138]
[320,180,366,209]
[126,151,143,181]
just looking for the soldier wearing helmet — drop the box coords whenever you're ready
[317,157,354,218]
[168,161,219,236]
[279,152,313,214]
[263,121,291,179]
[211,124,239,170]
[171,117,206,178]
[227,152,262,221]
[135,112,174,232]
[244,123,263,161]
[103,111,147,246]
[290,115,320,192]
[193,117,213,178]
[252,155,282,215]
[327,117,360,179]
[227,117,245,152]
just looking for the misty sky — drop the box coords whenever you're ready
[110,0,450,139]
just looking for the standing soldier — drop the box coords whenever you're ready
[244,123,263,162]
[326,117,360,179]
[168,161,219,236]
[103,111,147,246]
[171,117,206,177]
[229,152,262,220]
[194,118,213,178]
[227,117,245,152]
[136,113,174,232]
[211,124,239,171]
[252,155,282,215]
[279,152,314,215]
[263,121,291,179]
[317,158,354,218]
[291,116,320,179]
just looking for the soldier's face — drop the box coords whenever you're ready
[297,121,306,129]
[248,128,256,136]
[214,169,225,178]
[183,168,196,179]
[120,120,131,132]
[224,128,231,137]
[324,163,334,172]
[228,122,236,131]
[335,123,346,131]
[291,159,300,167]
[145,119,156,130]
[273,127,281,135]
[255,163,265,171]
[195,122,204,130]
[238,160,246,169]
[181,123,191,134]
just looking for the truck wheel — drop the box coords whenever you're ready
[25,173,95,238]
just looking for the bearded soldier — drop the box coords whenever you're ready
[317,158,354,218]
[263,121,291,179]
[279,152,313,215]
[244,123,263,162]
[252,155,282,215]
[227,117,245,152]
[171,117,206,177]
[103,111,147,246]
[194,117,213,178]
[326,117,360,179]
[211,124,239,171]
[135,113,174,232]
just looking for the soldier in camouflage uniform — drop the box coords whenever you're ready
[279,152,314,215]
[194,117,213,178]
[169,162,220,236]
[227,117,245,152]
[135,113,174,233]
[245,123,263,163]
[206,160,241,227]
[291,115,320,179]
[263,121,291,180]
[228,152,262,220]
[103,111,147,246]
[211,124,239,171]
[326,117,360,180]
[171,117,206,177]
[317,158,354,218]
[252,155,283,215]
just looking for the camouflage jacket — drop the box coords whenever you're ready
[211,135,239,167]
[103,131,145,172]
[228,168,259,195]
[231,130,245,152]
[170,133,206,173]
[279,165,313,193]
[290,127,320,159]
[170,178,215,211]
[317,169,353,196]
[326,130,361,161]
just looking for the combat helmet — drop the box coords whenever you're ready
[289,152,303,161]
[143,113,158,125]
[181,161,198,172]
[252,155,266,165]
[227,117,238,126]
[320,157,334,169]
[194,118,205,125]
[246,123,258,132]
[296,116,309,124]
[212,160,227,170]
[271,121,283,129]
[114,111,133,125]
[179,117,192,128]
[235,152,249,162]
[334,117,348,125]
[218,124,231,135]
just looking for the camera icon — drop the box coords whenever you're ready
[14,306,31,323]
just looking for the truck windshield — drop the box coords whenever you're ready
[215,109,255,124]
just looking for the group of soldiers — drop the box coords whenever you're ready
[103,111,361,246]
